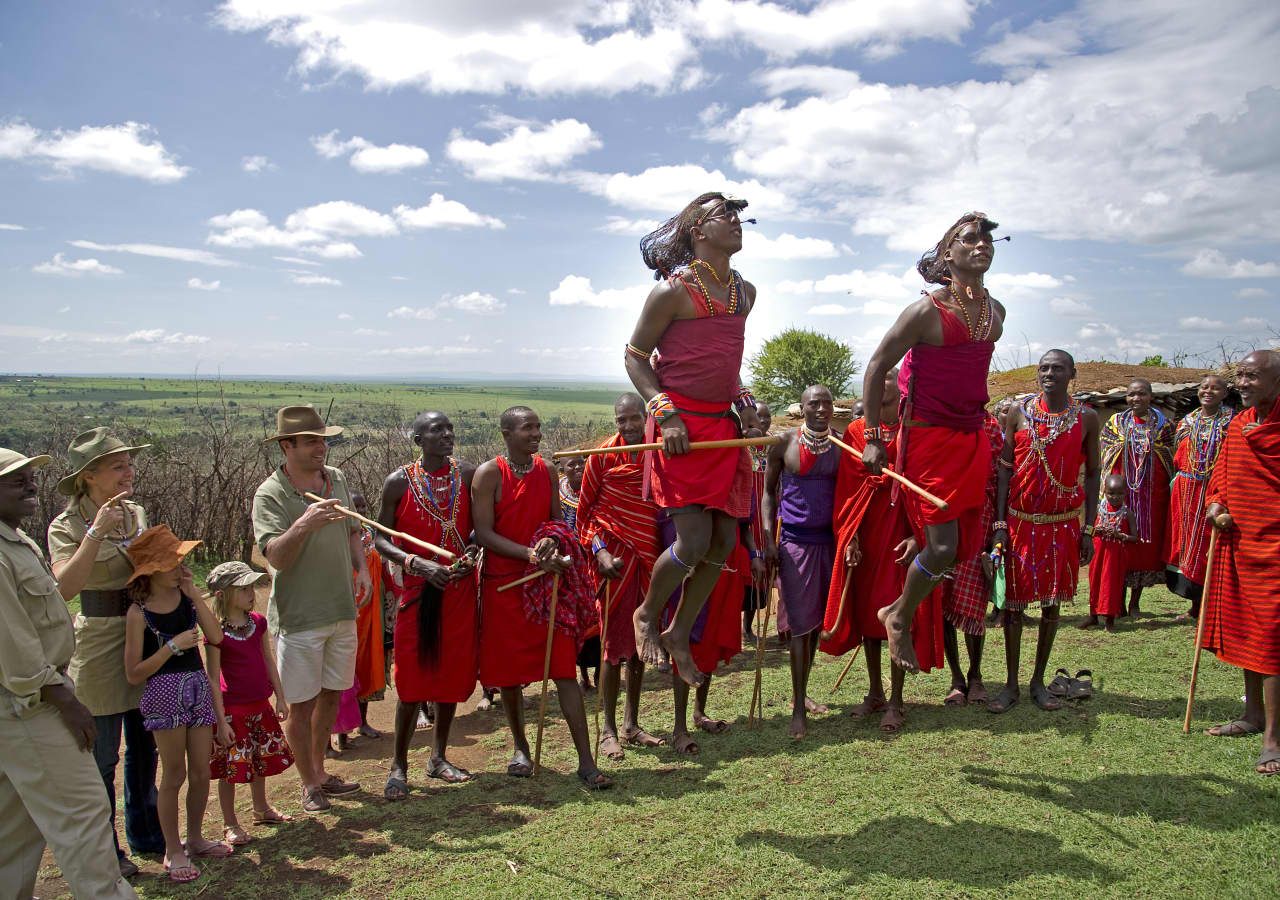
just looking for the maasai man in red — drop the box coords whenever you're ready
[1098,378,1175,618]
[1202,350,1280,775]
[743,400,772,644]
[939,411,1003,707]
[1165,375,1233,622]
[820,368,945,734]
[472,406,611,789]
[859,212,1005,674]
[625,193,763,686]
[763,385,838,739]
[559,456,599,693]
[992,350,1100,712]
[373,412,479,799]
[577,394,664,762]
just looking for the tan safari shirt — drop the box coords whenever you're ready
[0,520,75,715]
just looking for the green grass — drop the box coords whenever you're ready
[40,581,1279,899]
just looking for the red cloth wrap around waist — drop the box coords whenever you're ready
[901,424,992,556]
[643,390,752,516]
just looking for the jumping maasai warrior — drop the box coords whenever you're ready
[472,406,611,789]
[992,350,1100,712]
[820,368,945,734]
[1202,350,1280,776]
[626,193,762,686]
[939,410,1003,706]
[373,412,480,799]
[576,394,664,761]
[661,513,758,755]
[350,494,385,738]
[860,212,1006,674]
[763,385,838,739]
[1099,379,1175,617]
[1165,375,1233,622]
[1085,474,1138,632]
[743,400,772,644]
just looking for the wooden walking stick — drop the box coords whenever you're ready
[303,492,457,561]
[533,573,562,775]
[819,563,854,642]
[826,434,949,511]
[594,579,612,764]
[1184,526,1223,734]
[748,562,776,728]
[553,435,781,460]
[830,645,862,696]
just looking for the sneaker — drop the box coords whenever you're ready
[320,774,361,795]
[301,786,331,812]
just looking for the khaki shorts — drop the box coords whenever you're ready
[276,620,357,705]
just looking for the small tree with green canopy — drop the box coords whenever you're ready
[747,328,859,409]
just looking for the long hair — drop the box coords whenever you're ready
[640,192,733,280]
[415,580,444,668]
[126,574,153,605]
[916,212,999,285]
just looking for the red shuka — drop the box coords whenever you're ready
[577,434,660,664]
[1203,402,1280,676]
[478,457,577,686]
[941,413,1003,634]
[355,530,386,700]
[391,460,478,704]
[1088,501,1130,618]
[818,420,944,672]
[1164,409,1232,586]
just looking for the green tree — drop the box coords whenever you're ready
[1139,354,1166,367]
[748,328,859,409]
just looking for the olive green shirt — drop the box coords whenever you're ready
[47,498,148,716]
[0,521,75,714]
[252,465,358,635]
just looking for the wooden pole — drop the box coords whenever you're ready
[594,580,611,765]
[826,434,949,511]
[552,435,781,460]
[818,563,854,642]
[533,573,561,775]
[303,491,456,561]
[830,644,862,696]
[748,562,776,728]
[1183,527,1222,735]
[496,557,572,594]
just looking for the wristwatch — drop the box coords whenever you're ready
[166,638,184,656]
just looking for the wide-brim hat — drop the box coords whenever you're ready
[56,426,150,496]
[0,448,52,479]
[264,405,344,443]
[125,524,202,584]
[206,560,269,591]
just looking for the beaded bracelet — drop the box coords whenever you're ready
[749,549,764,561]
[646,392,678,424]
[990,520,1009,533]
[591,536,607,555]
[733,387,757,411]
[625,343,652,361]
[85,526,106,542]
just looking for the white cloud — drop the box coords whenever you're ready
[304,242,363,259]
[187,277,221,291]
[809,303,856,315]
[741,231,839,261]
[574,164,791,217]
[370,345,485,357]
[756,66,865,98]
[387,306,437,321]
[217,1,697,96]
[440,292,505,315]
[353,327,391,336]
[274,255,321,266]
[976,18,1083,70]
[114,329,209,345]
[600,216,660,236]
[548,275,650,309]
[1179,316,1227,330]
[32,252,123,276]
[56,306,70,314]
[0,223,25,231]
[986,272,1064,294]
[312,131,430,173]
[393,194,505,230]
[1240,317,1269,328]
[208,200,453,255]
[1049,297,1095,317]
[447,118,600,181]
[291,273,341,286]
[285,200,398,237]
[241,154,275,173]
[337,313,353,320]
[1180,249,1279,279]
[0,119,188,182]
[69,239,235,267]
[1237,287,1269,299]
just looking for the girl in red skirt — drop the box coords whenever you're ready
[204,561,295,846]
[1083,475,1138,632]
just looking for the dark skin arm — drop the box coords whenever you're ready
[472,461,568,574]
[993,400,1020,549]
[760,430,790,563]
[1079,408,1101,564]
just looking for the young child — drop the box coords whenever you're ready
[1083,474,1139,632]
[123,525,228,884]
[204,561,294,846]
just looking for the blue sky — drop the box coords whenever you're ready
[2,0,1277,379]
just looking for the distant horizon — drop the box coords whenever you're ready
[0,371,634,385]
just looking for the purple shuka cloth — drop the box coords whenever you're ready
[778,540,833,638]
[777,446,837,638]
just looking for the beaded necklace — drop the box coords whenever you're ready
[1179,406,1232,480]
[1020,394,1083,495]
[947,282,992,341]
[692,258,730,288]
[406,458,464,552]
[687,266,739,316]
[798,424,832,454]
[1118,408,1158,491]
[503,454,534,477]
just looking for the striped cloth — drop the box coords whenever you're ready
[943,413,1003,634]
[1203,401,1280,675]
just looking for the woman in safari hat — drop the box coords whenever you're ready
[47,426,163,877]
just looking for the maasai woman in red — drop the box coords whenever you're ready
[1165,375,1233,621]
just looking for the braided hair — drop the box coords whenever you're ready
[916,211,999,285]
[640,192,746,280]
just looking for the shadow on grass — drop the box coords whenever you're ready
[962,766,1278,830]
[739,815,1118,888]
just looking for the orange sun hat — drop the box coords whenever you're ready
[126,525,202,584]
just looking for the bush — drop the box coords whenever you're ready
[1140,354,1166,367]
[748,328,859,409]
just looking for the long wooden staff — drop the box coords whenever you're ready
[830,645,862,696]
[1184,526,1222,734]
[594,579,611,765]
[533,573,561,776]
[497,557,572,593]
[826,434,949,511]
[553,435,781,460]
[818,563,854,642]
[303,492,457,561]
[747,561,777,728]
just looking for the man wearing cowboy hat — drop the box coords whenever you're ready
[0,448,137,898]
[252,406,371,813]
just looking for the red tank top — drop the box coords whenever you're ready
[487,455,553,576]
[654,274,747,404]
[898,294,994,432]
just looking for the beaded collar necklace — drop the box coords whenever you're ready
[1020,394,1083,495]
[1181,406,1232,478]
[947,282,992,341]
[798,423,832,454]
[406,458,463,552]
[686,264,740,316]
[504,454,534,477]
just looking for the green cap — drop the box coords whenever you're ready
[57,427,151,496]
[0,448,52,479]
[206,561,269,591]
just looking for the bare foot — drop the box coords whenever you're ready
[671,732,700,755]
[848,694,887,718]
[660,628,705,687]
[598,733,625,761]
[634,606,664,666]
[876,605,920,674]
[789,710,808,740]
[692,714,729,735]
[803,696,829,715]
